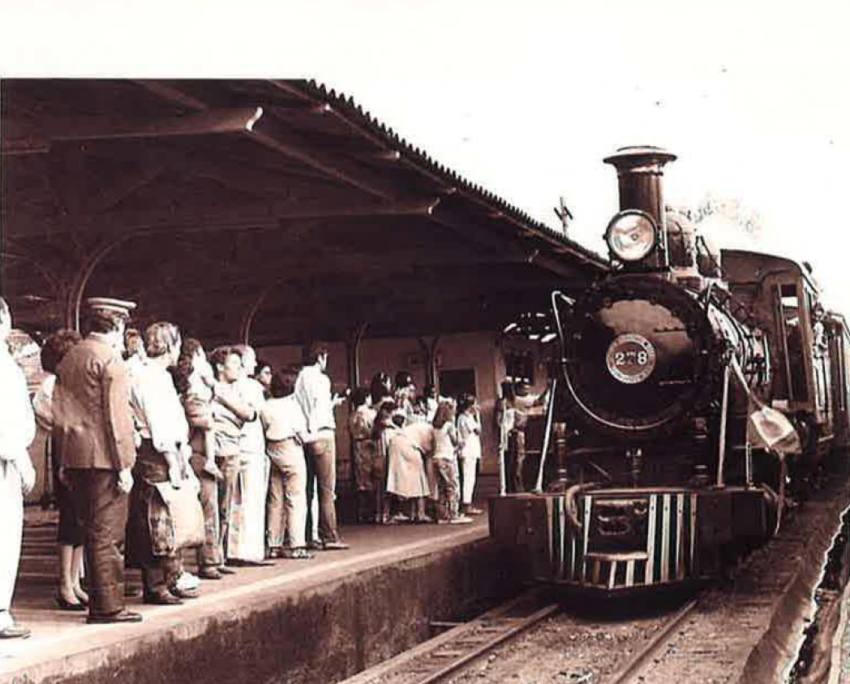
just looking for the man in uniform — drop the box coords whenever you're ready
[55,297,140,624]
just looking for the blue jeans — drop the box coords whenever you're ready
[304,434,340,544]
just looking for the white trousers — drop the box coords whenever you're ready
[227,451,269,562]
[0,462,23,615]
[459,454,478,505]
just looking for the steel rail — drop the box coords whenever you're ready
[416,602,560,684]
[341,590,559,684]
[601,596,701,684]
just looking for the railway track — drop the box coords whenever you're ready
[601,597,700,684]
[342,590,701,684]
[341,589,560,684]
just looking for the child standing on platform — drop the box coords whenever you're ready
[457,394,483,516]
[432,400,471,524]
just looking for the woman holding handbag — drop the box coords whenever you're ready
[127,322,202,605]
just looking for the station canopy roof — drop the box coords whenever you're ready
[1,79,609,347]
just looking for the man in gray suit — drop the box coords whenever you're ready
[55,297,141,624]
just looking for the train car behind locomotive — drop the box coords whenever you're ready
[490,147,850,594]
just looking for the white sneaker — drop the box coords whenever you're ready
[450,516,473,524]
[176,572,200,591]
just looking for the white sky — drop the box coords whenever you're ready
[2,0,848,308]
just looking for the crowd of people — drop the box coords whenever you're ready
[0,295,484,639]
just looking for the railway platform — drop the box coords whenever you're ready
[0,506,521,684]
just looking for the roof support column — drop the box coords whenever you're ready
[240,285,275,345]
[417,336,442,391]
[345,321,369,523]
[345,322,369,389]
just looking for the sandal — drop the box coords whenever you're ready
[282,548,314,560]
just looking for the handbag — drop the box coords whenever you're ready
[152,480,205,551]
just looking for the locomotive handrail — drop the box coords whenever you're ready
[550,290,574,363]
[532,377,559,493]
[564,482,597,532]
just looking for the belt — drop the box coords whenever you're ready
[267,436,298,445]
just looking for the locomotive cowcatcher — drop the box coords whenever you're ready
[489,147,850,594]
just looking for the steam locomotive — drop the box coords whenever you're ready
[490,147,850,593]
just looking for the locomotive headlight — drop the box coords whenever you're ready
[605,210,658,262]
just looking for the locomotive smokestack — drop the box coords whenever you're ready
[603,146,677,269]
[603,146,677,230]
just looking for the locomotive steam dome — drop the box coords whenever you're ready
[561,275,723,440]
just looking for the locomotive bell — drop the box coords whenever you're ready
[603,146,677,270]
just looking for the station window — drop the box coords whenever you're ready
[439,368,477,401]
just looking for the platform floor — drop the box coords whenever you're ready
[1,507,490,683]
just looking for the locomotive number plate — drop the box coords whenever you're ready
[606,333,656,384]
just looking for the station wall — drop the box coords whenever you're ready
[257,331,544,496]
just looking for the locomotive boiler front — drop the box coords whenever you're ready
[561,275,727,441]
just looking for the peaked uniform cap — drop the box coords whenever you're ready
[84,297,137,316]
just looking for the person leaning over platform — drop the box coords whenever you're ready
[54,297,140,624]
[227,345,271,566]
[34,329,89,611]
[262,368,313,559]
[457,394,483,516]
[294,341,349,550]
[386,411,435,523]
[127,322,196,605]
[209,346,257,570]
[173,339,225,580]
[0,297,37,639]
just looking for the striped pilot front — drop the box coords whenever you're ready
[550,490,699,591]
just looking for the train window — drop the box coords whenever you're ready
[782,290,809,402]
